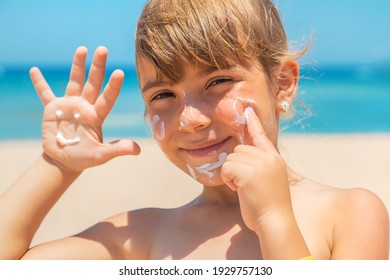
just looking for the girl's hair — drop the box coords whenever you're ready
[135,0,295,82]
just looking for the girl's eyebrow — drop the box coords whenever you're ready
[141,66,236,93]
[195,65,235,78]
[141,80,173,93]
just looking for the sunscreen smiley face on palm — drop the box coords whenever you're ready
[55,110,82,146]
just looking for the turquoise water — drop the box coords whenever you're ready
[0,66,148,140]
[283,65,390,133]
[0,64,389,140]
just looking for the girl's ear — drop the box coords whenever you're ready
[275,58,299,113]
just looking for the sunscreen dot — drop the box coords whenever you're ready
[73,112,81,119]
[55,110,64,118]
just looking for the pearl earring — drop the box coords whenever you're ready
[280,101,290,113]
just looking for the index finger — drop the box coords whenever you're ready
[94,69,124,121]
[244,106,275,150]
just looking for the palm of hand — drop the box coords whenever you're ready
[30,47,140,172]
[41,96,104,171]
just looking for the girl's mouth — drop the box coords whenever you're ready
[182,137,230,157]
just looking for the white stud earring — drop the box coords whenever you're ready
[280,101,290,113]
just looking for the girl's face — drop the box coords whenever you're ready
[138,57,281,186]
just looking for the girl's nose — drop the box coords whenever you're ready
[179,104,211,133]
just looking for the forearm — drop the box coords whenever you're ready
[0,154,81,259]
[255,209,311,260]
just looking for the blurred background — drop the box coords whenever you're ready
[0,0,389,139]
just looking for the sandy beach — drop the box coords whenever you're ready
[1,134,389,253]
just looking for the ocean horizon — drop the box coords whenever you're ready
[0,63,389,140]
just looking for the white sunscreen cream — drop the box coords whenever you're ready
[73,112,81,120]
[55,110,64,118]
[151,115,165,141]
[56,131,81,146]
[179,92,198,128]
[54,110,81,146]
[231,97,256,144]
[187,164,197,180]
[195,152,228,179]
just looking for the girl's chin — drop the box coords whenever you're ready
[190,173,225,187]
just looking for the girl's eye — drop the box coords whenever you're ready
[151,91,175,102]
[207,78,232,89]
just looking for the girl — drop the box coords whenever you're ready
[0,0,388,259]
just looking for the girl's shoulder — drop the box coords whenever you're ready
[293,178,389,259]
[294,177,386,206]
[292,177,387,216]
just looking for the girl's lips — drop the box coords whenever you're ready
[182,137,230,157]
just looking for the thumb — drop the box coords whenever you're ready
[98,139,141,163]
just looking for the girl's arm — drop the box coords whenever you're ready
[221,107,310,259]
[0,155,80,259]
[0,47,140,259]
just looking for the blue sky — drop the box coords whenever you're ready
[0,0,389,67]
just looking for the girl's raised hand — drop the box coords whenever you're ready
[221,106,292,232]
[30,46,140,173]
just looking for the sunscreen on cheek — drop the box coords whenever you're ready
[229,96,257,144]
[151,115,166,141]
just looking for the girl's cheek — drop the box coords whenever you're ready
[216,93,257,144]
[151,114,166,142]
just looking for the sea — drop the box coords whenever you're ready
[0,64,389,140]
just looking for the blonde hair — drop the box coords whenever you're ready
[136,0,292,82]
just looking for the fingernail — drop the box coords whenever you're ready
[244,106,254,120]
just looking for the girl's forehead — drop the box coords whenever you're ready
[137,55,264,87]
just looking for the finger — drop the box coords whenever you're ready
[30,67,55,105]
[97,139,141,164]
[94,69,124,121]
[82,46,108,104]
[221,160,250,191]
[228,145,267,163]
[65,46,88,97]
[244,106,275,150]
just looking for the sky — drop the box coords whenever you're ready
[0,0,390,67]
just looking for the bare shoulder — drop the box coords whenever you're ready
[293,178,388,212]
[293,178,389,259]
